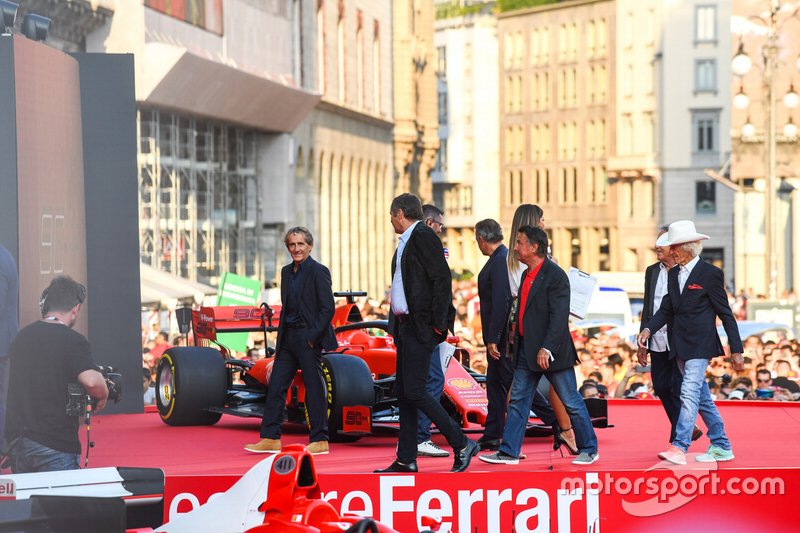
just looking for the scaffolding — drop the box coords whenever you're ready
[137,108,261,286]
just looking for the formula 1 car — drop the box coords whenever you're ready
[156,444,438,532]
[155,292,607,442]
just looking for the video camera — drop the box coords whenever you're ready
[66,365,123,417]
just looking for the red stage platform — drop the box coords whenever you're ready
[86,400,798,531]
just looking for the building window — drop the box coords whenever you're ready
[317,1,326,94]
[356,11,364,108]
[436,139,447,173]
[692,110,719,154]
[696,181,716,215]
[702,247,724,269]
[695,6,716,43]
[438,90,448,126]
[437,45,446,77]
[337,6,346,102]
[695,59,716,93]
[373,21,380,113]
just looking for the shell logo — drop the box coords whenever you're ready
[447,378,476,390]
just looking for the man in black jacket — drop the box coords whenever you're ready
[246,227,337,456]
[638,220,744,465]
[480,226,598,466]
[375,194,478,473]
[474,219,513,450]
[638,225,684,441]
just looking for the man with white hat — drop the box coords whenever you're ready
[637,220,744,465]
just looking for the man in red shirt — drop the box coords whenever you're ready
[480,225,598,465]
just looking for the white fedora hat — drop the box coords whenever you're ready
[656,220,710,247]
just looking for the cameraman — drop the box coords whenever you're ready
[4,276,108,473]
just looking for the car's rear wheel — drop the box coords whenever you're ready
[156,347,227,426]
[322,353,375,442]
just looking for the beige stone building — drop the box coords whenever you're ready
[499,0,630,273]
[393,0,440,201]
[293,0,396,301]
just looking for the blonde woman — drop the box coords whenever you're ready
[506,204,579,455]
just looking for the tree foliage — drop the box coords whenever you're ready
[497,0,560,13]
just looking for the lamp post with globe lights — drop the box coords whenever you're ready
[731,0,800,300]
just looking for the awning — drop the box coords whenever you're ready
[138,42,321,132]
[140,264,217,307]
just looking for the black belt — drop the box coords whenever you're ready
[285,322,307,330]
[394,314,411,324]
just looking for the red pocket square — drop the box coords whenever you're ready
[687,284,703,290]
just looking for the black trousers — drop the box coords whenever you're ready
[483,351,514,441]
[650,349,682,442]
[260,329,328,442]
[395,321,467,464]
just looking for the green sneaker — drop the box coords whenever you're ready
[696,445,734,462]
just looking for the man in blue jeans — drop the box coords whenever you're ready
[416,204,452,458]
[638,220,744,465]
[479,226,598,466]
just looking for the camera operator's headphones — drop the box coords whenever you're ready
[39,281,87,316]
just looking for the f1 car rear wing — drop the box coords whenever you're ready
[180,303,282,356]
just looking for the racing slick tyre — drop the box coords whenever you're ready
[322,353,375,443]
[157,347,227,426]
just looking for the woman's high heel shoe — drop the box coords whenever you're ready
[553,425,579,456]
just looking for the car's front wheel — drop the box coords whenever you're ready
[156,347,227,426]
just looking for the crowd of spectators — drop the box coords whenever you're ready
[139,279,800,406]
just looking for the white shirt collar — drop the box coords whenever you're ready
[399,220,419,244]
[683,255,701,274]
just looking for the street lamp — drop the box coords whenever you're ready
[732,1,800,300]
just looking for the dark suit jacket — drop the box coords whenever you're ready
[276,257,337,354]
[388,222,455,345]
[515,258,577,373]
[0,244,19,358]
[477,244,511,347]
[645,258,743,360]
[641,261,662,331]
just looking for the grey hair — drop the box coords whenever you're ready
[681,241,703,257]
[284,226,314,246]
[474,219,504,243]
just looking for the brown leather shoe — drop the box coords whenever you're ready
[307,440,330,455]
[244,438,281,454]
[692,426,704,442]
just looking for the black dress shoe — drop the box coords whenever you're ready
[477,437,501,451]
[374,460,418,473]
[451,439,479,473]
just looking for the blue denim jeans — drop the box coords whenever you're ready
[9,437,80,473]
[417,344,445,443]
[673,358,731,452]
[500,346,598,458]
[0,357,8,451]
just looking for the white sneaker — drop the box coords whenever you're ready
[417,440,450,457]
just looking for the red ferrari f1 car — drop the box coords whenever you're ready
[155,292,607,442]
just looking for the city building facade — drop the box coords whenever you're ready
[659,0,734,282]
[393,0,440,201]
[498,0,620,273]
[32,0,395,300]
[433,1,500,275]
[293,0,395,300]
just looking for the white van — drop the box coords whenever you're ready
[583,286,632,326]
